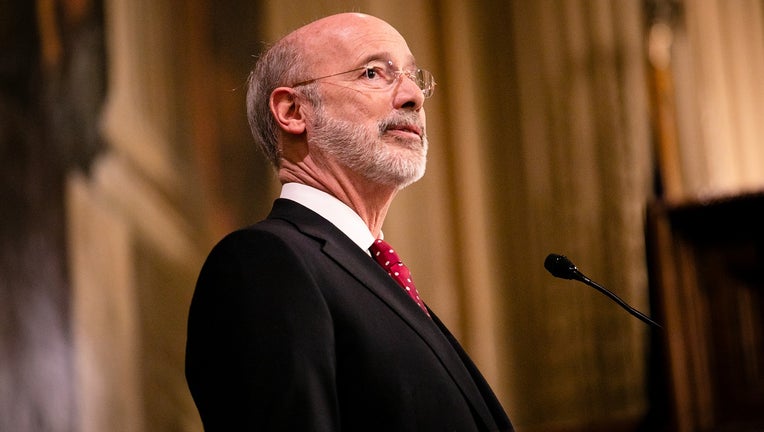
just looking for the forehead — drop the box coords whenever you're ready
[292,14,416,72]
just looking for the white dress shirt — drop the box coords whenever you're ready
[280,183,378,253]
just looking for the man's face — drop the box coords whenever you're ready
[300,15,429,189]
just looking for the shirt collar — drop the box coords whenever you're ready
[280,183,378,252]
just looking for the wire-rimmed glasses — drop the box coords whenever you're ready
[291,59,436,98]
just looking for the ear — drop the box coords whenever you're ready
[270,87,306,135]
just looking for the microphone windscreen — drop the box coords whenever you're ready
[544,253,578,279]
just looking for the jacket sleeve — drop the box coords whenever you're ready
[185,228,339,431]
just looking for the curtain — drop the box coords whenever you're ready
[669,0,764,198]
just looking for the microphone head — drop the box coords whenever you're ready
[544,253,579,280]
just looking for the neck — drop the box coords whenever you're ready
[278,157,398,238]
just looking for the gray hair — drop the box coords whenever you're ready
[246,40,318,168]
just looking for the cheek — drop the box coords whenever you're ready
[324,88,389,118]
[332,104,384,134]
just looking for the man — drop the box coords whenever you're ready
[185,12,513,431]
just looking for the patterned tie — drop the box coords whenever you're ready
[370,239,430,317]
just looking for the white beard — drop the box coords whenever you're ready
[308,106,428,189]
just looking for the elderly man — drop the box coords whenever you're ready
[185,12,513,431]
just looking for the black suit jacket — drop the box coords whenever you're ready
[186,199,513,431]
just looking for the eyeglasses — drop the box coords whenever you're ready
[291,60,436,98]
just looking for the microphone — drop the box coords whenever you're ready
[544,253,662,328]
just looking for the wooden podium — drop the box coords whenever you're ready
[647,192,764,432]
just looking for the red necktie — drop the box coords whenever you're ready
[370,239,430,317]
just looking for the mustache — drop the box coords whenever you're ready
[378,113,425,138]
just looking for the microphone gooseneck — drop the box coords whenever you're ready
[544,253,662,328]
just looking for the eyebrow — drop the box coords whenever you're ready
[354,52,418,69]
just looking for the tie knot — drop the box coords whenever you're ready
[369,238,430,317]
[370,239,402,270]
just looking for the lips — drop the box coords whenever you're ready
[386,123,423,139]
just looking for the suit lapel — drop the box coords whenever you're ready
[268,199,498,430]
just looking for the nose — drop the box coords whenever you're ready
[392,73,425,111]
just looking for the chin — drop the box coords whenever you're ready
[386,142,428,189]
[378,157,427,190]
[395,169,426,190]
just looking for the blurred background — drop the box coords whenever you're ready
[2,0,763,431]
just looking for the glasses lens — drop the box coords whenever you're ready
[418,69,435,98]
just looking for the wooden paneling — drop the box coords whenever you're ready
[647,192,764,431]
